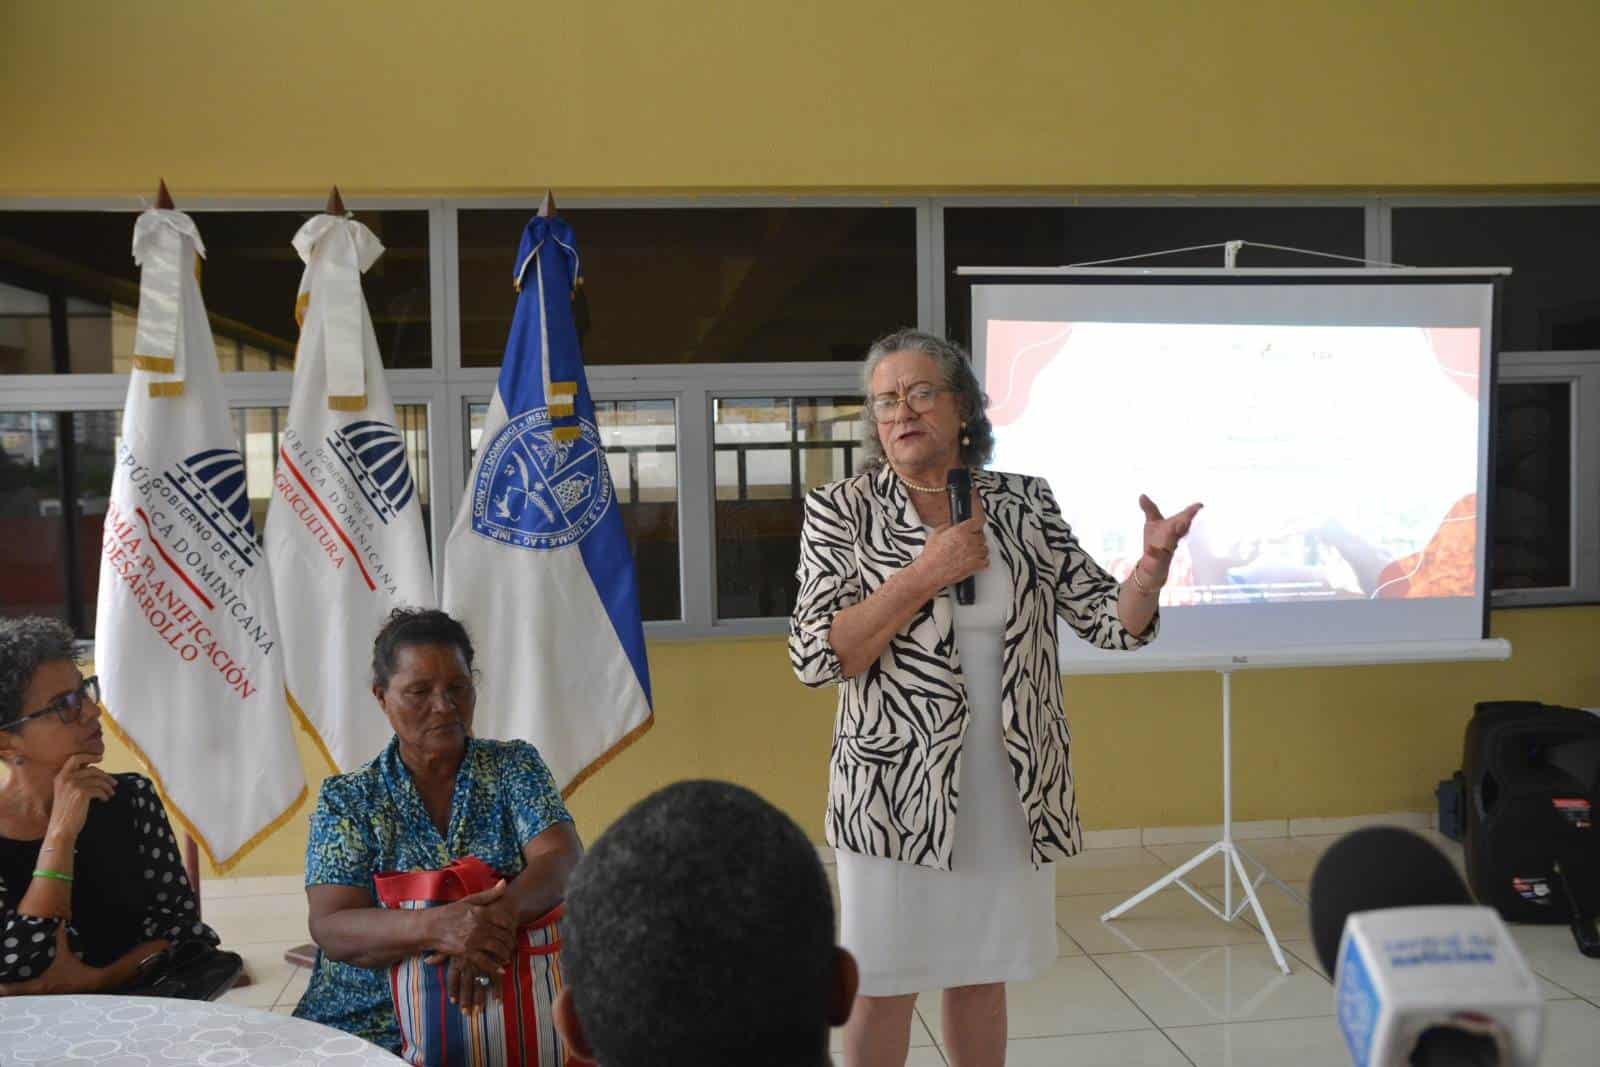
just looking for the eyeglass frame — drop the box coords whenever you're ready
[867,383,956,424]
[0,675,101,732]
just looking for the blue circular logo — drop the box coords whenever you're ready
[470,408,611,551]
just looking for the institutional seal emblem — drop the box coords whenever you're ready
[470,407,611,551]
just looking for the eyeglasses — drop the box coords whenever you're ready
[1,675,100,731]
[868,383,952,423]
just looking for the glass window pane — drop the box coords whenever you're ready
[0,411,67,620]
[0,282,55,373]
[944,206,1367,346]
[6,403,431,637]
[466,398,680,621]
[468,401,488,456]
[72,409,120,632]
[232,407,287,538]
[1393,206,1600,351]
[1492,382,1572,590]
[394,404,432,546]
[0,210,433,372]
[714,395,864,619]
[457,207,916,366]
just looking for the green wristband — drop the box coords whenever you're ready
[31,868,73,883]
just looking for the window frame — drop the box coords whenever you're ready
[5,192,1599,638]
[1381,194,1600,607]
[1493,350,1600,607]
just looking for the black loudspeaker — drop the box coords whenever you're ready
[1462,701,1600,924]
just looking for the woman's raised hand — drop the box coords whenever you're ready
[917,498,989,593]
[1139,495,1203,583]
[46,754,117,844]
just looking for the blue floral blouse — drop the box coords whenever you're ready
[293,736,573,1051]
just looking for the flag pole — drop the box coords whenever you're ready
[325,185,346,216]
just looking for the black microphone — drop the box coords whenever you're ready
[946,468,974,606]
[1308,827,1472,975]
[1309,827,1541,1066]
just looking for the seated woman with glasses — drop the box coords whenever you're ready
[294,607,582,1053]
[0,616,217,995]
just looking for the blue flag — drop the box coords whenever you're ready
[444,215,652,791]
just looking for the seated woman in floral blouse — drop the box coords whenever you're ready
[294,608,581,1053]
[0,616,217,995]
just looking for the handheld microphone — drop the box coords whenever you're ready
[946,468,974,605]
[1309,827,1543,1066]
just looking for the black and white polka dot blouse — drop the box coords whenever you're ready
[0,773,218,984]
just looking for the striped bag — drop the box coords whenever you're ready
[375,856,567,1067]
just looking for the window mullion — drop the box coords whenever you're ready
[677,384,715,628]
[1579,366,1600,601]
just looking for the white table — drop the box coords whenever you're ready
[0,995,404,1065]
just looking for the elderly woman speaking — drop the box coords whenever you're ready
[790,329,1200,1067]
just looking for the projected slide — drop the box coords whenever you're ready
[985,319,1481,609]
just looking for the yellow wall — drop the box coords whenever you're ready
[10,1,1600,877]
[92,606,1600,878]
[4,0,1600,195]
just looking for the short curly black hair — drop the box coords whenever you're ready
[370,607,475,690]
[563,781,837,1067]
[0,616,80,726]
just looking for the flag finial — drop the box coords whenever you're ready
[538,190,558,218]
[325,186,346,216]
[155,179,174,209]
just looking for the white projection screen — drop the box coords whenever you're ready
[967,272,1503,671]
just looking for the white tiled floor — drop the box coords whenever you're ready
[203,834,1600,1064]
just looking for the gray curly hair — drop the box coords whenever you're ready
[859,328,994,471]
[0,616,80,727]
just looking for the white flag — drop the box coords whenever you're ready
[95,209,305,870]
[442,213,652,792]
[265,214,436,772]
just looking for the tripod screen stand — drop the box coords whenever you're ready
[1100,670,1298,974]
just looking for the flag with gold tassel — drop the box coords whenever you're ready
[264,207,436,772]
[442,205,652,792]
[95,207,305,871]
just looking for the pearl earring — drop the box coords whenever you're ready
[960,422,971,448]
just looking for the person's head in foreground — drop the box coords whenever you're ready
[554,780,857,1067]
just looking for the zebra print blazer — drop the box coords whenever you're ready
[789,463,1156,871]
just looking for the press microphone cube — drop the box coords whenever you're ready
[1332,905,1542,1066]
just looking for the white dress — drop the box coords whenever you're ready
[836,527,1057,996]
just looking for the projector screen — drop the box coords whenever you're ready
[969,275,1498,669]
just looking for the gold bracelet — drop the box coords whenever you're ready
[1130,566,1162,596]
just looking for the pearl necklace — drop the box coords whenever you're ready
[897,471,950,494]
